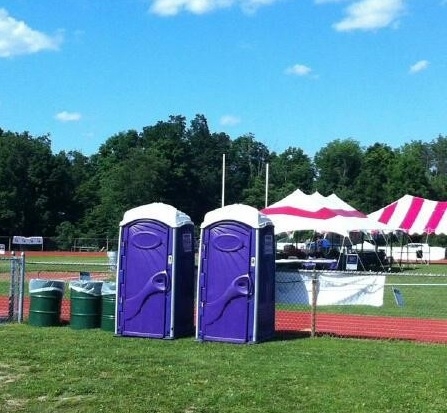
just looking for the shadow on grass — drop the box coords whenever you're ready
[272,330,311,341]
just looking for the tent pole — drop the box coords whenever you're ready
[311,271,318,338]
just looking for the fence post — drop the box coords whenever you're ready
[18,253,25,323]
[8,251,15,321]
[311,272,319,338]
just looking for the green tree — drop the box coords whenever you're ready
[0,130,66,236]
[65,150,99,224]
[314,138,363,201]
[142,116,195,218]
[353,143,395,213]
[386,141,431,201]
[187,115,232,222]
[227,134,270,208]
[80,129,144,238]
[268,147,315,204]
[427,135,447,200]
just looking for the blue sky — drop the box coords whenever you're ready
[1,0,446,156]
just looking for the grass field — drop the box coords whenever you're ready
[1,255,447,411]
[0,324,446,412]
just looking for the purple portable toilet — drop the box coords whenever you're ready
[116,203,195,339]
[196,204,275,344]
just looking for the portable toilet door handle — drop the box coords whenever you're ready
[232,274,252,296]
[202,274,252,326]
[124,270,169,321]
[151,270,170,293]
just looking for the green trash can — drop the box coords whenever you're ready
[101,282,116,332]
[69,281,103,329]
[28,280,65,327]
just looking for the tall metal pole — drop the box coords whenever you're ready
[265,162,269,208]
[221,153,226,208]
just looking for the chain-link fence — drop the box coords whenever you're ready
[275,267,447,343]
[0,252,117,324]
[2,252,447,343]
[0,254,25,323]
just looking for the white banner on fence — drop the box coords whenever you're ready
[12,236,43,245]
[276,272,386,307]
[315,274,386,307]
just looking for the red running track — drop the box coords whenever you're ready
[276,310,447,344]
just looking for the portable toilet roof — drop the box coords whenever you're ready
[201,204,273,229]
[120,203,193,227]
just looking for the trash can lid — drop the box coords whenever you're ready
[29,279,65,293]
[69,280,103,296]
[101,281,116,295]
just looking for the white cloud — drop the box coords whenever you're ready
[149,0,228,16]
[409,60,429,74]
[55,111,82,122]
[314,0,348,3]
[0,8,62,58]
[149,0,280,16]
[285,64,313,76]
[220,115,241,126]
[333,0,405,32]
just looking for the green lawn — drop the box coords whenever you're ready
[0,324,446,412]
[2,259,447,411]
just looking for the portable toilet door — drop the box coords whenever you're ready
[116,203,195,339]
[196,204,275,344]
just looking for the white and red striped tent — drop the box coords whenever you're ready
[368,194,447,235]
[261,189,391,235]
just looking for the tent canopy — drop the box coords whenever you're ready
[261,190,391,235]
[368,194,447,235]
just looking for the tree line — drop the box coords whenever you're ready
[1,115,447,248]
